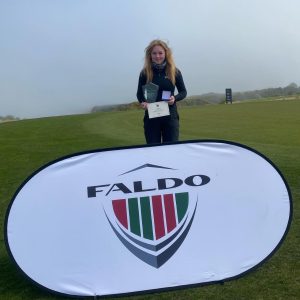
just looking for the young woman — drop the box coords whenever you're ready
[136,40,187,144]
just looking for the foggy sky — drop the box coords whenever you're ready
[1,0,300,118]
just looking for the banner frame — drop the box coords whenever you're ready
[4,139,293,298]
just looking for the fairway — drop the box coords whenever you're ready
[1,99,299,299]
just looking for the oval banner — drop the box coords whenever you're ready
[5,140,292,297]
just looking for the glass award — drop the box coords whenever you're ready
[142,82,159,103]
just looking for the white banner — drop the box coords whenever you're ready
[5,141,292,297]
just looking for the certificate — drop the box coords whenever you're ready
[148,101,170,119]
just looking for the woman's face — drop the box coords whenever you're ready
[151,45,166,64]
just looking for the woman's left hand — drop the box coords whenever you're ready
[168,96,175,105]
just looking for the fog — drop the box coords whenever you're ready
[1,0,299,118]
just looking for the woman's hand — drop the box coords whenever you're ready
[140,102,148,110]
[167,96,175,105]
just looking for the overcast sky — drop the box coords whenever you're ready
[1,0,300,118]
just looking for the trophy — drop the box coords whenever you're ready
[142,82,159,103]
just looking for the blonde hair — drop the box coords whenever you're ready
[143,39,177,85]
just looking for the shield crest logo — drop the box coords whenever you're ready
[112,193,189,241]
[103,164,199,268]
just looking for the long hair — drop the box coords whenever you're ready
[143,39,176,85]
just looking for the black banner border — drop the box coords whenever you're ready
[4,139,293,299]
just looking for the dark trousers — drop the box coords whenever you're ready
[144,114,179,144]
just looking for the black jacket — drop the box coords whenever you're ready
[136,67,187,115]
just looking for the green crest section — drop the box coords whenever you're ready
[175,192,189,222]
[140,197,154,240]
[128,198,141,236]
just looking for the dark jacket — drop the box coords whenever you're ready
[136,67,187,116]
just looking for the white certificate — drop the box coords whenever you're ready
[148,101,170,119]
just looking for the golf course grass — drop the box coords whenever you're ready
[0,98,299,299]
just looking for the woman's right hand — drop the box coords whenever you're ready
[140,102,148,110]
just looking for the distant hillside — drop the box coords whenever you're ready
[91,102,140,113]
[233,82,300,101]
[0,115,20,122]
[91,82,300,113]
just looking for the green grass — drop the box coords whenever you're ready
[1,99,300,299]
